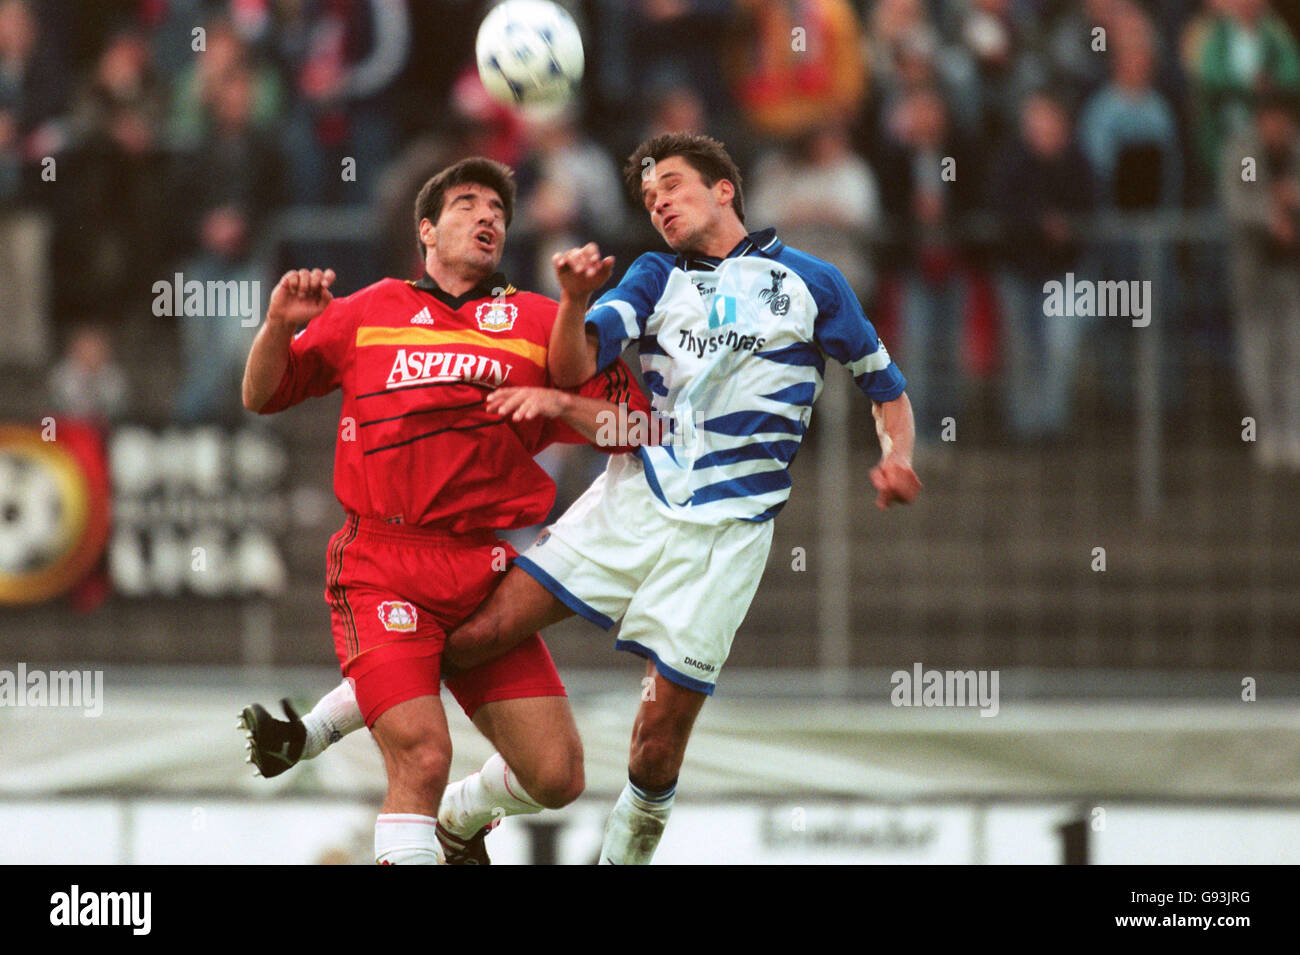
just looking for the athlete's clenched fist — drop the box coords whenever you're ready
[268,268,337,330]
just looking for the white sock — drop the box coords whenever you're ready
[439,752,544,839]
[599,780,675,865]
[301,680,363,759]
[374,813,439,865]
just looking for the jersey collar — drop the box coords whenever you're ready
[410,270,514,310]
[674,227,783,272]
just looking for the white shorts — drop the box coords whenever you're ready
[515,455,774,694]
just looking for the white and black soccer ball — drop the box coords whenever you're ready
[476,0,584,109]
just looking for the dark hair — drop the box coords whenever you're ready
[624,132,745,223]
[414,157,516,253]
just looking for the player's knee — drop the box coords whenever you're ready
[384,733,451,790]
[528,764,585,809]
[524,744,585,809]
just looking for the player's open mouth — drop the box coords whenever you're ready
[662,214,678,232]
[475,230,496,251]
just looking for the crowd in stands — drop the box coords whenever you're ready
[1,0,1297,468]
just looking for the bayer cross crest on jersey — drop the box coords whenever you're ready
[476,301,518,332]
[377,600,417,632]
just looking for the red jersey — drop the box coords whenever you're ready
[259,272,648,534]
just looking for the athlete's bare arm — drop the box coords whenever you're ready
[242,268,336,412]
[485,388,644,447]
[548,243,612,387]
[870,392,922,511]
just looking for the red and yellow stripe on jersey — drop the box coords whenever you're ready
[260,272,648,535]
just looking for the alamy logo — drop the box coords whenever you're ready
[0,664,103,717]
[890,663,999,717]
[151,272,261,328]
[758,270,790,316]
[50,885,151,935]
[1042,272,1151,327]
[593,406,710,449]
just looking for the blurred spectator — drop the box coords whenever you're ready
[445,66,527,169]
[629,81,722,160]
[865,19,978,153]
[54,29,172,324]
[726,0,866,140]
[990,91,1092,442]
[178,60,284,267]
[748,122,881,300]
[1078,17,1183,407]
[628,80,740,175]
[945,0,1047,144]
[166,14,285,151]
[1220,93,1300,470]
[173,61,284,423]
[139,0,219,81]
[866,0,934,86]
[0,0,61,366]
[1079,22,1183,210]
[0,0,68,171]
[1282,3,1300,46]
[512,112,624,296]
[1044,0,1142,106]
[48,324,128,424]
[877,85,977,446]
[1192,0,1300,180]
[643,83,708,139]
[595,0,734,124]
[68,29,166,146]
[275,0,410,205]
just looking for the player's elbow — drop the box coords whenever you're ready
[550,335,601,388]
[551,370,588,390]
[242,381,270,414]
[549,358,594,389]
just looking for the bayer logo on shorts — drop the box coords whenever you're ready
[377,600,418,632]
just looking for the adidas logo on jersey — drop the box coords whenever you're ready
[410,307,434,325]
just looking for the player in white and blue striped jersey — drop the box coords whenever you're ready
[574,215,904,525]
[507,132,920,863]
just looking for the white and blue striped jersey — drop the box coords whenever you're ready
[585,227,906,524]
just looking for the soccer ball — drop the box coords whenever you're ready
[475,0,584,109]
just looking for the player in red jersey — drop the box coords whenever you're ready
[239,157,649,864]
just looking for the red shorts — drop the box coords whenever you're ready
[325,515,566,725]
